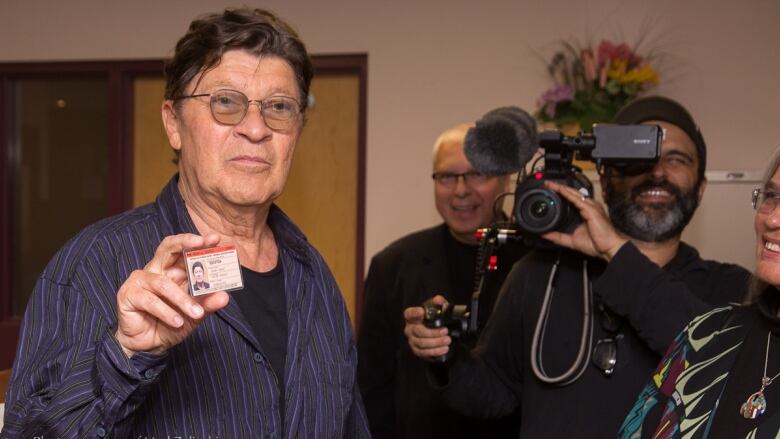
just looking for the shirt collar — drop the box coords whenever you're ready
[662,241,702,272]
[155,175,311,266]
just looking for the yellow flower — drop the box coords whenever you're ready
[620,65,659,85]
[608,61,659,86]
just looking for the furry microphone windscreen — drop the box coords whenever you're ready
[464,106,539,176]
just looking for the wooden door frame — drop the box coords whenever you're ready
[310,54,368,331]
[0,54,367,369]
[0,60,164,369]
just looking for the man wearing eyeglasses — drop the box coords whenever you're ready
[403,96,750,438]
[2,8,369,438]
[357,123,528,439]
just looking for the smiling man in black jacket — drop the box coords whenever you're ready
[357,123,527,439]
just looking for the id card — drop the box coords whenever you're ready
[183,245,244,296]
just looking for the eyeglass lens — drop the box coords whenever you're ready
[592,338,617,376]
[592,301,620,376]
[209,89,300,130]
[433,172,488,187]
[753,189,780,213]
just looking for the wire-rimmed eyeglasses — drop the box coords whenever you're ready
[432,171,490,187]
[592,302,621,376]
[174,88,303,131]
[752,188,780,214]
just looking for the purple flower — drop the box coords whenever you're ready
[537,84,574,118]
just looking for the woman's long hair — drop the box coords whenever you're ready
[745,146,780,304]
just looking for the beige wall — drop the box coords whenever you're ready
[2,0,778,271]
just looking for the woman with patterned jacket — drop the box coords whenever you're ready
[619,147,780,438]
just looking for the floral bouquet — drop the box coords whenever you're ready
[535,39,660,132]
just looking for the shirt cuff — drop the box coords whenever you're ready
[96,329,169,400]
[594,241,658,312]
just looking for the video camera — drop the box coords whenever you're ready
[514,124,662,236]
[419,116,662,363]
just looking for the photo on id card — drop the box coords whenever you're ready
[183,245,244,296]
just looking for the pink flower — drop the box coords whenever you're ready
[599,64,609,88]
[581,49,597,82]
[597,40,634,66]
[597,40,613,66]
[537,84,574,118]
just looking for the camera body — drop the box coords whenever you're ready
[514,124,662,236]
[514,169,593,235]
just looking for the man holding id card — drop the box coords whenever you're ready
[2,8,369,438]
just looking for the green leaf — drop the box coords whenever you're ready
[622,83,639,96]
[605,80,621,95]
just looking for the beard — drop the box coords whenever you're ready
[605,178,700,243]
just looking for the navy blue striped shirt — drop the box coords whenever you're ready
[1,177,370,438]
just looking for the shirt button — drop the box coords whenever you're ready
[254,352,263,363]
[96,426,107,437]
[144,369,157,380]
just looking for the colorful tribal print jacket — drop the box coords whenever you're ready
[619,296,780,439]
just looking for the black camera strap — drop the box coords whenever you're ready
[529,255,594,386]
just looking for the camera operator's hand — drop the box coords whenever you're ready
[403,295,452,361]
[114,233,231,359]
[541,180,628,262]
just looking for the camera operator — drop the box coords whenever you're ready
[403,96,751,437]
[358,123,528,439]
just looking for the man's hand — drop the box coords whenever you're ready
[115,233,230,358]
[403,295,452,361]
[541,180,628,261]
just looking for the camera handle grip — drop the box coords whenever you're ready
[422,298,450,327]
[422,298,456,363]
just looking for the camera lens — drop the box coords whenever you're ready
[515,188,563,234]
[529,199,551,219]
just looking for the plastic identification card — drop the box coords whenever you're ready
[183,245,244,296]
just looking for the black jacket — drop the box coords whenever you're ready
[437,242,750,438]
[357,224,527,439]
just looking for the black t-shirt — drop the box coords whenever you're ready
[441,227,524,333]
[231,261,288,421]
[443,230,479,304]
